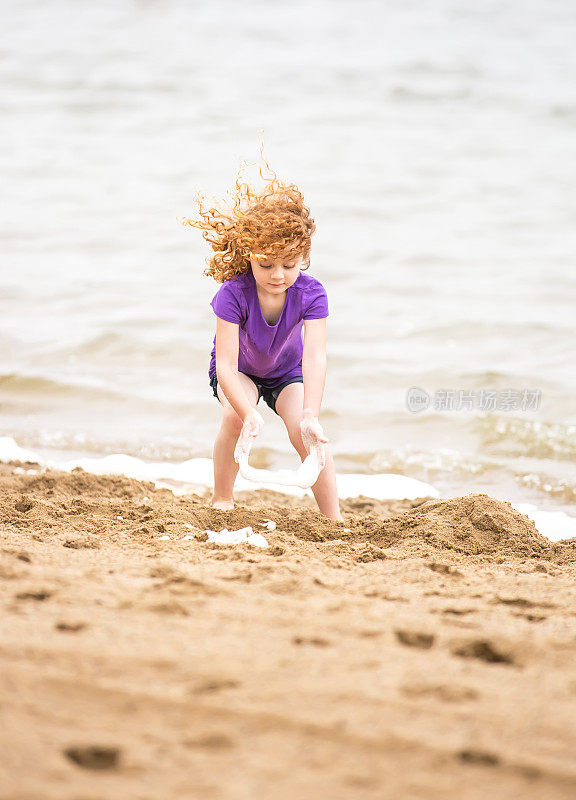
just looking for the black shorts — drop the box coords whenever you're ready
[209,372,304,416]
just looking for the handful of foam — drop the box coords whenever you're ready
[238,446,323,489]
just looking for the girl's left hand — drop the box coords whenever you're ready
[300,410,328,470]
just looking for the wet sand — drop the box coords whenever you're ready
[1,461,576,799]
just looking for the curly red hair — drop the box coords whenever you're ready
[181,153,316,283]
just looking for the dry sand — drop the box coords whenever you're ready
[1,460,576,799]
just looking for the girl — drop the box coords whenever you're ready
[183,160,343,522]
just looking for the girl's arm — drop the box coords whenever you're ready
[215,317,254,421]
[302,318,327,417]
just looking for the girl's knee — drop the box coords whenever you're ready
[222,409,243,435]
[288,429,307,458]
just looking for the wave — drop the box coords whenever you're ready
[368,442,576,505]
[517,472,576,505]
[368,446,499,479]
[398,320,574,340]
[40,331,202,367]
[476,414,576,462]
[0,371,132,404]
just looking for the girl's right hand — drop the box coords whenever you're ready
[234,408,265,464]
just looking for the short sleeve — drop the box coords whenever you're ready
[210,280,244,325]
[303,281,329,320]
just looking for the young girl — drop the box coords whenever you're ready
[183,160,343,522]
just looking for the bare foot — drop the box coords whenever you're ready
[210,498,235,511]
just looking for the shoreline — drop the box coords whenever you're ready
[2,435,575,543]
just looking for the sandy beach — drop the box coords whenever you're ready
[1,459,576,799]
[2,0,575,797]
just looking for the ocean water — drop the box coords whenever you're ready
[1,0,575,533]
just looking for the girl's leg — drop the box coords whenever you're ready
[274,382,344,522]
[210,373,260,510]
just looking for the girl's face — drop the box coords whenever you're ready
[249,248,304,295]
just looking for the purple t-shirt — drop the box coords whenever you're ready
[209,268,329,388]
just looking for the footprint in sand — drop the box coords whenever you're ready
[63,535,101,550]
[14,496,34,513]
[451,638,516,665]
[512,612,547,623]
[64,746,120,770]
[426,562,463,577]
[148,600,191,616]
[1,549,31,563]
[149,564,186,582]
[441,608,477,616]
[55,621,87,632]
[395,630,435,650]
[494,595,557,610]
[16,589,52,601]
[458,749,500,767]
[292,635,331,647]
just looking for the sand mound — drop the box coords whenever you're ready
[2,463,575,564]
[359,494,552,558]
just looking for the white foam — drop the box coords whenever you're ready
[237,448,322,489]
[336,472,439,501]
[205,527,269,548]
[0,438,40,464]
[0,436,437,501]
[511,503,576,544]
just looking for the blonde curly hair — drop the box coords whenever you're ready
[181,153,316,283]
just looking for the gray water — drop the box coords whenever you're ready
[1,0,575,513]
